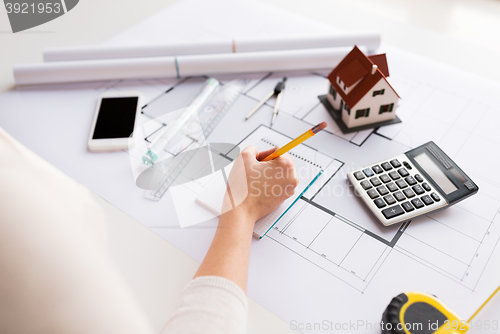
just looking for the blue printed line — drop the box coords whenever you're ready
[174,57,180,79]
[259,170,324,239]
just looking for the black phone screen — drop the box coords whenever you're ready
[92,97,139,139]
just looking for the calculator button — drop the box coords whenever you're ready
[421,195,434,206]
[398,168,409,177]
[367,189,379,199]
[370,177,382,187]
[403,161,412,170]
[389,171,401,180]
[431,192,441,202]
[374,198,386,208]
[390,159,402,168]
[396,179,408,189]
[402,201,415,212]
[384,194,396,205]
[354,171,365,180]
[414,174,424,182]
[422,182,431,192]
[377,186,389,196]
[405,176,417,186]
[387,182,398,192]
[372,165,383,174]
[360,180,372,190]
[380,174,391,183]
[382,205,405,219]
[412,185,425,195]
[403,188,416,198]
[394,191,406,202]
[363,168,374,177]
[381,162,393,171]
[411,198,424,209]
[464,181,475,190]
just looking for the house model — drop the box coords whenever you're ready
[322,45,401,133]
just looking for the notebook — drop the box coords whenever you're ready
[196,125,325,239]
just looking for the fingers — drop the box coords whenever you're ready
[274,152,296,169]
[241,145,258,162]
[275,153,299,188]
[257,147,278,161]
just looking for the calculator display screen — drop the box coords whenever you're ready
[414,152,458,194]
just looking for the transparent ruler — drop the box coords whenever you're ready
[143,79,247,202]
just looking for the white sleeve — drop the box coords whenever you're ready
[162,276,248,334]
[0,128,156,334]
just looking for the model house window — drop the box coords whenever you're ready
[329,85,337,99]
[338,77,341,84]
[344,103,350,115]
[373,89,385,97]
[355,108,370,119]
[379,103,394,114]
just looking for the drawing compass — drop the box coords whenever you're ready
[245,77,287,126]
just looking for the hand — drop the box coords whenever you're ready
[223,146,299,222]
[195,146,299,290]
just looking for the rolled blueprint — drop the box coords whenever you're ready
[14,46,365,86]
[43,33,380,62]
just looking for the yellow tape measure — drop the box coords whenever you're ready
[382,285,500,334]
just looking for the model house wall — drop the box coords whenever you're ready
[341,79,399,128]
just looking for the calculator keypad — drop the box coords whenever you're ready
[394,191,406,202]
[360,180,372,190]
[398,168,409,177]
[372,165,383,174]
[389,171,400,180]
[402,201,414,212]
[363,168,374,177]
[349,154,448,226]
[374,198,386,208]
[377,186,389,196]
[381,162,393,171]
[380,174,391,183]
[431,192,441,202]
[403,188,415,198]
[367,189,379,199]
[386,182,398,192]
[382,205,404,219]
[411,198,425,209]
[370,177,382,187]
[396,179,408,189]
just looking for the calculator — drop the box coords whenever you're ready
[347,141,478,226]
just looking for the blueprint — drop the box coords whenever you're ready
[0,0,499,332]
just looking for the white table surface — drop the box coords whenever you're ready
[1,1,499,333]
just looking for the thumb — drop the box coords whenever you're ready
[257,147,278,161]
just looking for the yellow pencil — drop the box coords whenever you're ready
[261,122,327,162]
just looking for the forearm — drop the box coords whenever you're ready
[194,205,255,291]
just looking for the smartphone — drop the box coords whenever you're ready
[88,92,143,152]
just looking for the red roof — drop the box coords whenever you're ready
[368,54,389,77]
[327,46,399,109]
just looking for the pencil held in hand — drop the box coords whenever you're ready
[261,122,327,162]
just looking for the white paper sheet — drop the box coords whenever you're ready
[44,33,380,62]
[195,125,332,238]
[14,47,361,86]
[1,0,500,333]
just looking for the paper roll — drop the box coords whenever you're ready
[15,47,364,86]
[43,33,380,62]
